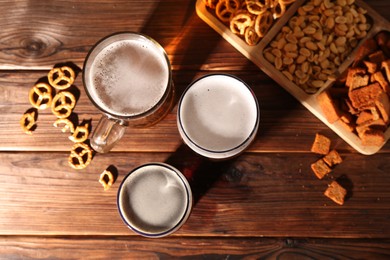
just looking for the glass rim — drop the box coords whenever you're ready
[82,31,173,121]
[117,162,193,238]
[177,73,260,158]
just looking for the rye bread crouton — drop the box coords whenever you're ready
[369,50,386,64]
[382,60,390,83]
[372,71,390,93]
[345,67,367,89]
[324,181,347,205]
[375,91,390,124]
[359,128,385,147]
[317,90,341,124]
[363,60,378,74]
[311,133,331,155]
[323,150,343,167]
[348,82,383,110]
[311,159,332,179]
[356,111,375,125]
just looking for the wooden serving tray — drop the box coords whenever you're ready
[196,0,390,155]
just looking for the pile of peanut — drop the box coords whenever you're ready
[263,0,371,94]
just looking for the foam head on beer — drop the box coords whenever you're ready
[178,74,260,159]
[117,163,192,237]
[84,33,170,118]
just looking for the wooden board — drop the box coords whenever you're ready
[0,237,389,259]
[196,0,390,155]
[1,151,389,237]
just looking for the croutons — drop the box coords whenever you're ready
[324,181,347,206]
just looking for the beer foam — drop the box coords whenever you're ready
[86,36,169,117]
[179,75,259,153]
[119,165,189,235]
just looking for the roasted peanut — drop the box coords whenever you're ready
[263,0,370,94]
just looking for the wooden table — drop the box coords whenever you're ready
[1,0,390,258]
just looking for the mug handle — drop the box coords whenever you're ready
[90,114,127,153]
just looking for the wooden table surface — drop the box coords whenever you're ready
[1,0,390,258]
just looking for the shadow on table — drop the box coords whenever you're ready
[140,0,254,100]
[165,144,237,205]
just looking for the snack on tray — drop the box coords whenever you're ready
[29,83,53,110]
[99,169,114,191]
[68,142,93,170]
[48,66,75,90]
[263,0,371,94]
[51,91,76,118]
[205,0,297,46]
[317,31,390,147]
[317,90,342,124]
[311,133,331,155]
[20,111,36,135]
[324,180,347,205]
[311,158,331,179]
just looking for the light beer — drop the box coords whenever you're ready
[83,32,174,153]
[177,74,260,159]
[117,163,192,238]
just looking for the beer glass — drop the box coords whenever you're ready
[83,32,174,153]
[177,74,260,160]
[117,163,193,238]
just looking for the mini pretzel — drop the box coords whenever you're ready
[69,123,89,143]
[255,10,273,37]
[245,26,261,45]
[48,66,75,90]
[230,12,253,35]
[29,83,53,110]
[272,1,286,19]
[20,111,36,134]
[216,0,240,23]
[245,0,269,15]
[51,91,76,118]
[68,142,93,170]
[99,169,114,191]
[53,118,75,133]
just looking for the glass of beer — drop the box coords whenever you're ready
[117,163,193,238]
[177,74,260,160]
[83,32,174,153]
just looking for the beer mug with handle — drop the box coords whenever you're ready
[83,32,174,153]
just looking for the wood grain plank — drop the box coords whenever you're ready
[0,0,388,71]
[0,237,389,259]
[0,0,253,71]
[3,71,390,153]
[0,151,389,237]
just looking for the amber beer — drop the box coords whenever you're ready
[177,74,260,159]
[117,163,193,238]
[83,32,173,153]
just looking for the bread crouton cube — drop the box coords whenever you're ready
[323,150,343,167]
[345,67,367,89]
[369,50,386,64]
[372,71,390,93]
[311,133,331,155]
[360,129,385,147]
[348,83,383,110]
[375,92,390,124]
[324,181,347,205]
[317,90,341,123]
[363,60,378,74]
[381,60,390,82]
[311,159,332,179]
[356,111,375,125]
